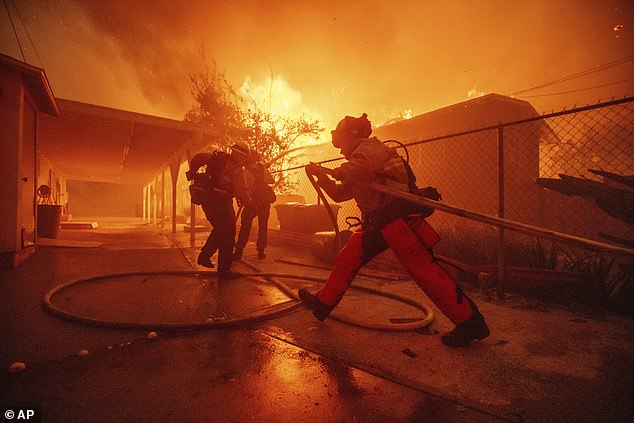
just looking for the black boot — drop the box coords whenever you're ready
[257,250,266,260]
[441,299,490,347]
[233,249,243,260]
[298,288,334,321]
[197,253,214,268]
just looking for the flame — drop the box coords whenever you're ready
[239,75,326,144]
[239,76,323,117]
[467,86,486,99]
[375,108,415,127]
[613,24,624,38]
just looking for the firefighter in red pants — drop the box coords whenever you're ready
[299,113,490,347]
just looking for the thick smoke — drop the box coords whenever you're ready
[2,0,633,124]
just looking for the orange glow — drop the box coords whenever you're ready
[1,1,632,123]
[239,75,329,146]
[467,87,486,99]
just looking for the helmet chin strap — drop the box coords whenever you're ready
[334,137,361,159]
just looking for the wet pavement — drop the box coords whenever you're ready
[1,217,633,423]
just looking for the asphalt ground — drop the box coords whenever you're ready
[1,217,633,423]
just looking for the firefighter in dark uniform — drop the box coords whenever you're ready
[187,142,252,279]
[234,155,277,260]
[299,113,490,347]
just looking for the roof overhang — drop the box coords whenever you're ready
[0,53,59,115]
[39,99,220,185]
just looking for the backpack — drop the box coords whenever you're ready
[379,141,441,218]
[253,165,277,204]
[402,159,441,218]
[189,152,228,205]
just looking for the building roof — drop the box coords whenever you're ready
[1,54,226,186]
[373,93,541,142]
[38,99,220,185]
[0,53,59,115]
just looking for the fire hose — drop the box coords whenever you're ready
[47,146,625,334]
[42,159,442,331]
[43,267,434,331]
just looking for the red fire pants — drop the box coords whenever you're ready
[317,215,474,324]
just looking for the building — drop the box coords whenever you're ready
[0,53,219,268]
[0,53,59,267]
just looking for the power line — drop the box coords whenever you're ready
[509,55,634,96]
[507,54,634,96]
[10,0,43,68]
[3,0,24,61]
[516,77,634,98]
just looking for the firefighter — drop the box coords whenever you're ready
[299,113,490,347]
[187,142,252,279]
[234,154,277,260]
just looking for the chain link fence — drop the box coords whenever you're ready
[274,95,634,311]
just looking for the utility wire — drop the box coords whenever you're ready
[507,54,634,96]
[10,0,43,68]
[516,77,634,98]
[3,0,25,61]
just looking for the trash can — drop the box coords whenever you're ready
[309,230,352,262]
[37,204,63,238]
[274,203,340,234]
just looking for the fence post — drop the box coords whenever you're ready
[497,124,506,299]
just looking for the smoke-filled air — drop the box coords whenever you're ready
[1,0,633,133]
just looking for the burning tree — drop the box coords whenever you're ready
[240,108,322,192]
[184,60,323,192]
[184,59,244,145]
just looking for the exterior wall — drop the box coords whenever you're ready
[502,124,542,226]
[21,93,37,248]
[66,180,142,217]
[0,67,42,267]
[0,68,22,264]
[0,60,58,267]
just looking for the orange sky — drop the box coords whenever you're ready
[1,0,633,130]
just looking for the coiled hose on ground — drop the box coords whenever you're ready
[43,267,434,331]
[43,162,436,332]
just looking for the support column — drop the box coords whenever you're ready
[169,159,180,234]
[187,149,195,248]
[142,185,147,221]
[152,179,157,225]
[147,183,152,223]
[161,169,166,227]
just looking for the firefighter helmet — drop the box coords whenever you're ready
[331,113,372,148]
[230,142,250,158]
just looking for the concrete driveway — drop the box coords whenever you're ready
[1,217,632,423]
